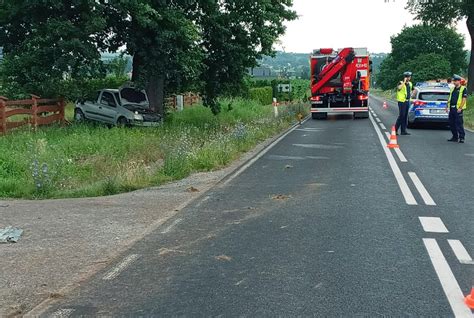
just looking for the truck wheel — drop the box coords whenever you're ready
[74,108,86,122]
[312,113,327,120]
[117,117,129,127]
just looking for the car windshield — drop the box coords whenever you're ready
[418,92,449,101]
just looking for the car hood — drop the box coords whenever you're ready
[119,87,150,109]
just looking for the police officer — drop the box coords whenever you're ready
[447,75,467,143]
[396,71,413,135]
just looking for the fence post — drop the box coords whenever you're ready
[0,96,7,135]
[59,98,66,125]
[31,94,40,130]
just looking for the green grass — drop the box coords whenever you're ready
[0,99,308,199]
[465,96,474,130]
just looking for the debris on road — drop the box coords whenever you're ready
[215,255,232,262]
[285,165,293,169]
[0,227,24,243]
[186,187,200,193]
[271,194,292,201]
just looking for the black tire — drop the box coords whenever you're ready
[312,113,327,120]
[74,108,86,122]
[117,117,129,127]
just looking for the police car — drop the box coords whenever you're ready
[407,82,450,128]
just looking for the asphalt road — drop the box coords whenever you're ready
[39,96,474,317]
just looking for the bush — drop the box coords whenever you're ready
[249,87,273,105]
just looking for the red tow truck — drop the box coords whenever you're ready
[310,47,371,119]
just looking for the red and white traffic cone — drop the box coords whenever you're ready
[383,101,388,110]
[387,126,400,149]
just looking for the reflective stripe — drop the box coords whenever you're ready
[397,81,412,103]
[448,86,467,110]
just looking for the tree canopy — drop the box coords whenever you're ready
[377,24,466,90]
[0,0,296,115]
[407,0,474,93]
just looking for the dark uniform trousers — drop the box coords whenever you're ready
[396,101,409,133]
[449,107,465,140]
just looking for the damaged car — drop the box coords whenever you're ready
[74,87,162,127]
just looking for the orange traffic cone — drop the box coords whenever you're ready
[387,126,400,149]
[465,288,474,309]
[383,101,388,109]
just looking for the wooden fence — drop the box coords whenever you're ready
[0,95,65,135]
[165,93,201,110]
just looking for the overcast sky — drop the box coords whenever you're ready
[278,0,470,53]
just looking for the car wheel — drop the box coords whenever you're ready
[117,117,129,127]
[74,108,86,122]
[354,111,369,119]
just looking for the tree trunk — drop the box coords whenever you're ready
[146,75,165,116]
[467,16,474,94]
[132,53,141,82]
[132,53,165,116]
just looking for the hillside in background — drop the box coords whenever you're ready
[256,51,389,80]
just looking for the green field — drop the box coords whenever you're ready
[0,99,308,199]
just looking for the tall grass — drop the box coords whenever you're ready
[0,98,308,199]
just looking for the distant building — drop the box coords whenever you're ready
[248,67,275,79]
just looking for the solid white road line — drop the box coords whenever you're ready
[419,217,449,233]
[381,131,408,163]
[448,240,474,265]
[195,195,210,208]
[223,118,309,186]
[103,254,140,281]
[51,309,74,318]
[379,123,387,130]
[423,239,474,318]
[161,218,183,234]
[409,172,436,206]
[369,114,417,205]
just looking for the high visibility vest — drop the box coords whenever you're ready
[396,81,413,103]
[448,86,468,110]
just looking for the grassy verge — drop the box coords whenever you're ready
[371,88,396,101]
[465,96,474,131]
[0,99,308,199]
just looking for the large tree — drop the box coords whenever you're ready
[197,0,297,114]
[407,0,474,93]
[377,24,466,90]
[0,0,108,97]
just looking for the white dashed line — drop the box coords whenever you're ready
[423,239,473,318]
[103,254,140,281]
[369,114,417,205]
[385,131,391,139]
[51,309,75,318]
[195,196,210,208]
[419,217,448,233]
[161,218,183,234]
[409,172,436,206]
[376,118,382,123]
[379,123,387,130]
[448,240,474,265]
[394,148,408,163]
[223,118,309,185]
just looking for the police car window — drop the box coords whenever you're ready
[418,92,449,101]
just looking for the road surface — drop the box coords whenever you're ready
[39,96,474,317]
